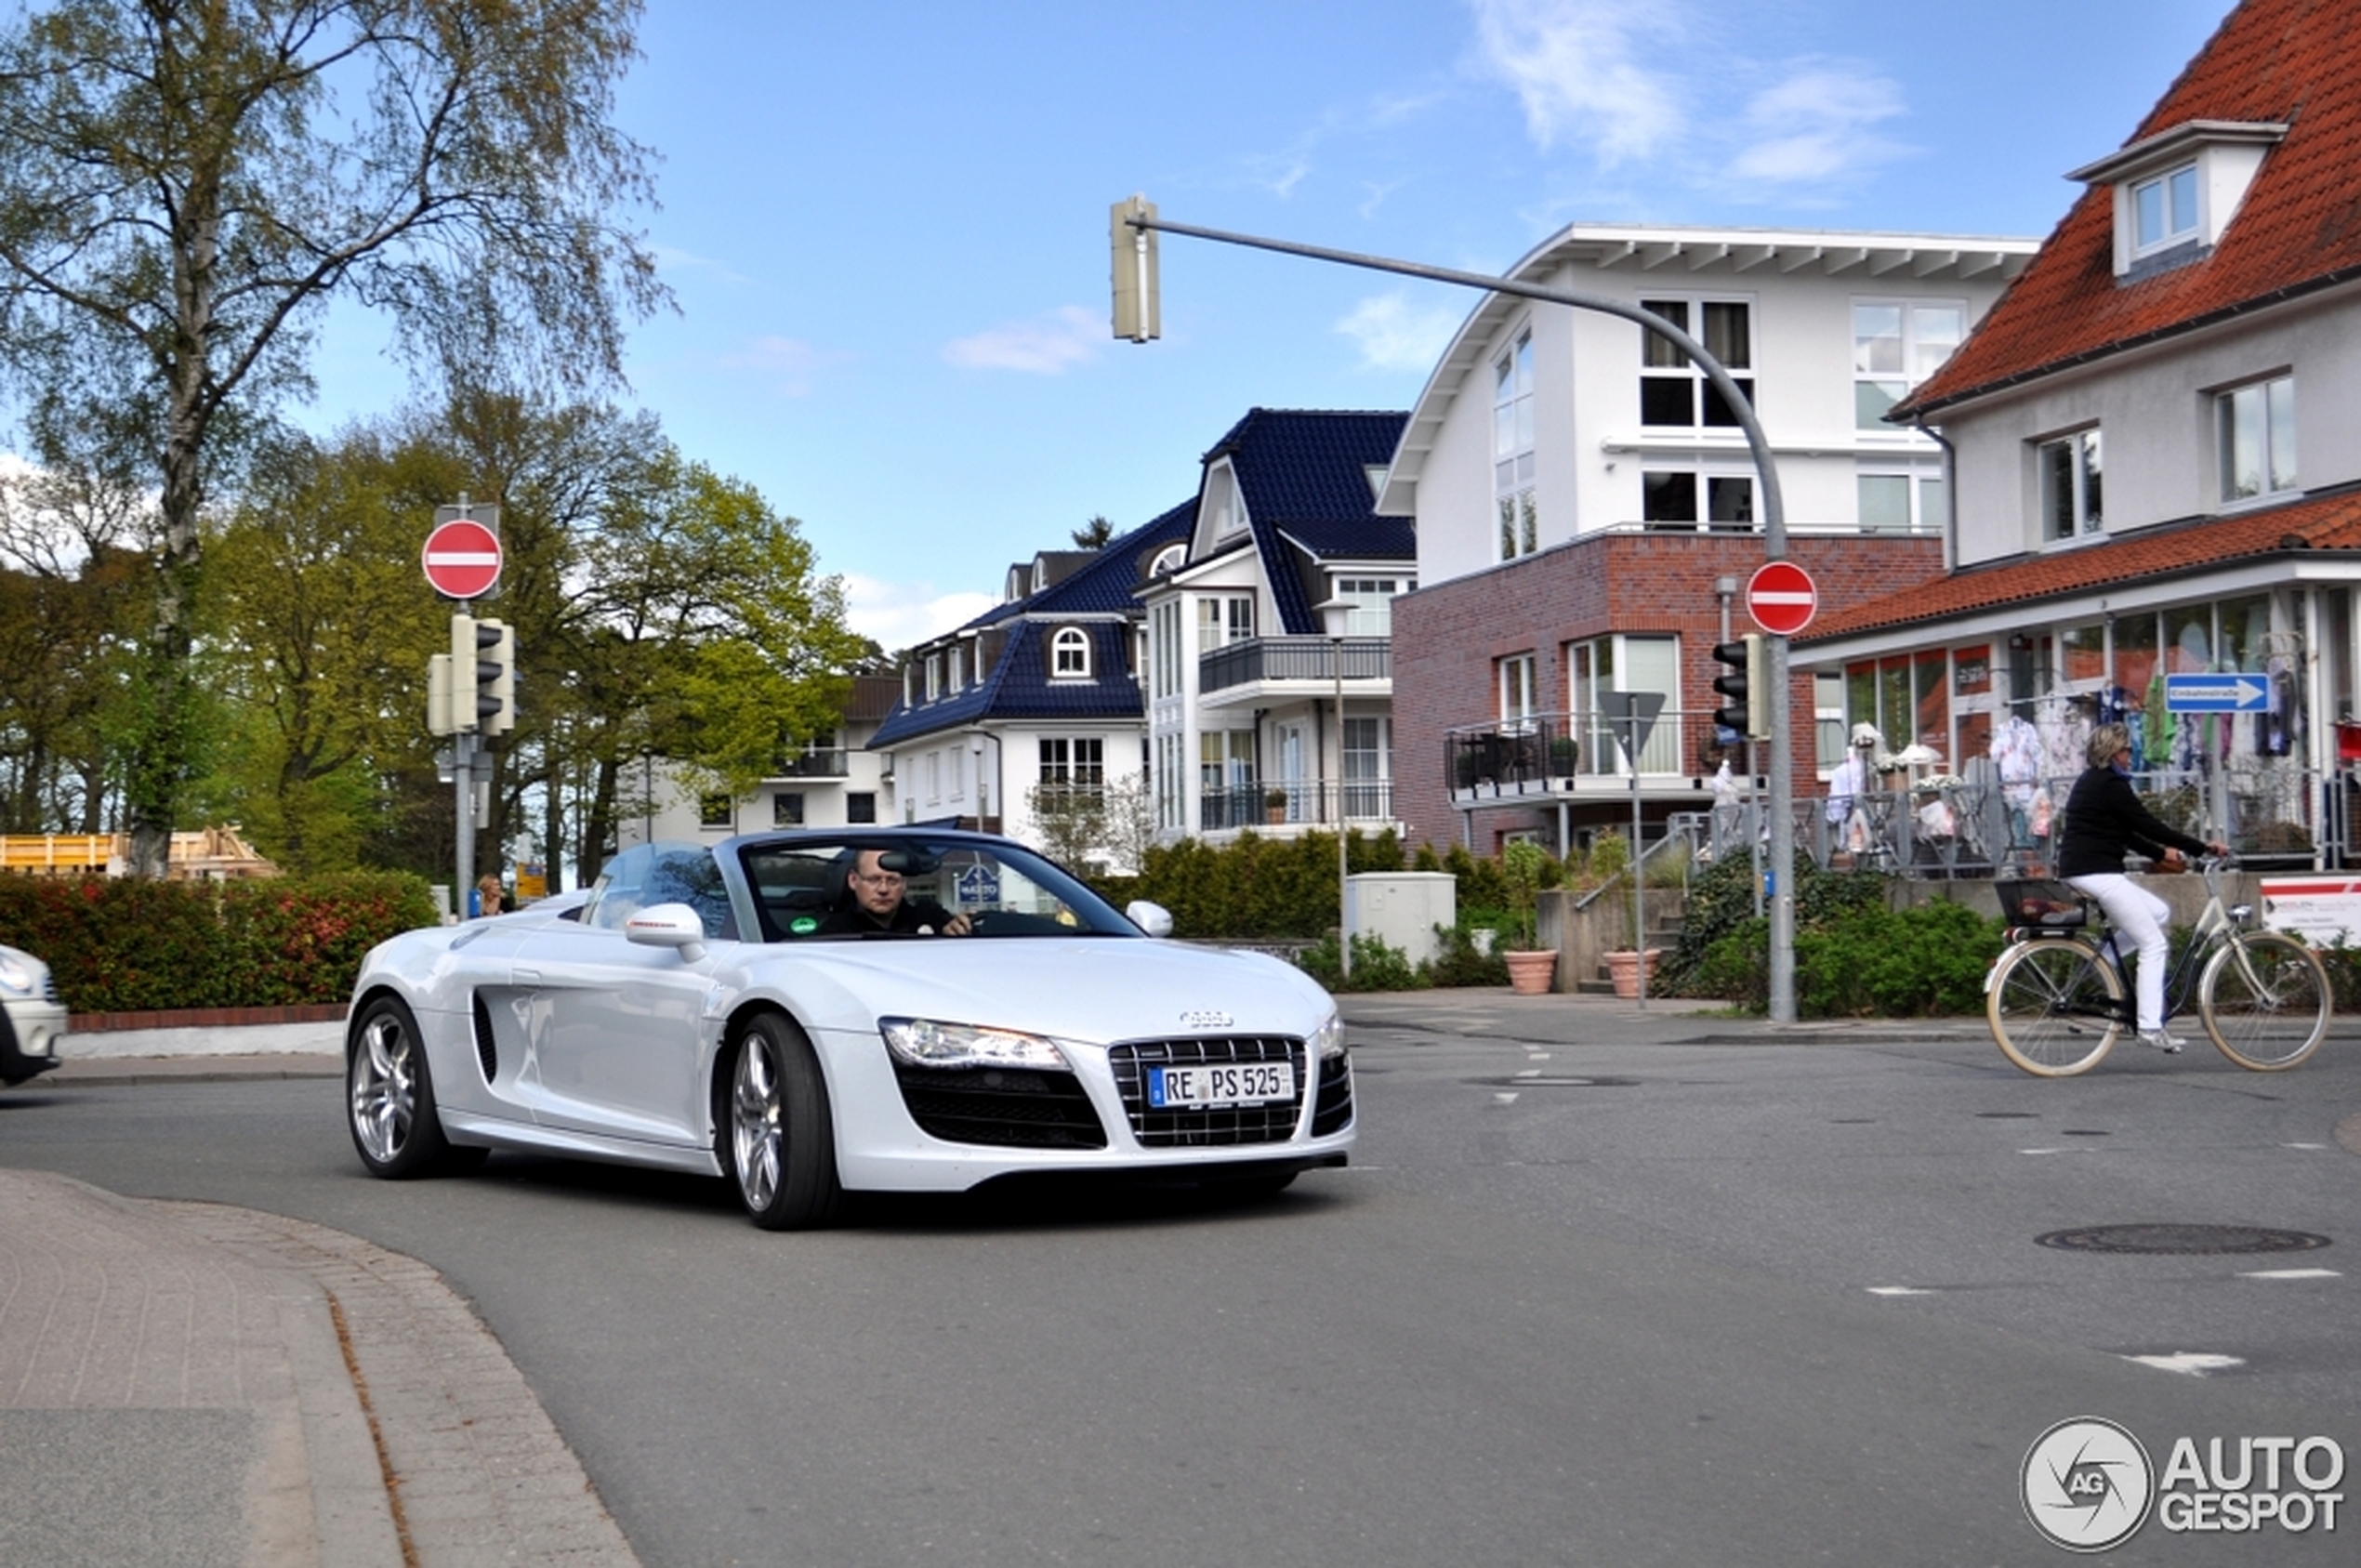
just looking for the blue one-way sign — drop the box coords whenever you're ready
[2163,673,2270,713]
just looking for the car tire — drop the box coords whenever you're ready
[347,995,461,1179]
[722,1011,844,1231]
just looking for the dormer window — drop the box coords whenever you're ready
[2070,119,2287,280]
[2132,164,2199,255]
[1051,626,1091,678]
[1149,542,1184,577]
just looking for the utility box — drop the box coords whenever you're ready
[1344,872,1457,966]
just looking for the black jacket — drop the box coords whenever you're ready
[2055,766,2209,878]
[815,897,960,936]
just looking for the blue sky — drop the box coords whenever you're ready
[301,0,2237,650]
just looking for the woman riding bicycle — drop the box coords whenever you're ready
[2057,721,2227,1053]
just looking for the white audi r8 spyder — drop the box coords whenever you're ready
[344,830,1353,1227]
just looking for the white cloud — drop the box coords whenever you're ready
[1727,64,1909,191]
[840,573,997,650]
[1464,0,1685,165]
[720,335,844,396]
[942,306,1102,375]
[1336,292,1463,372]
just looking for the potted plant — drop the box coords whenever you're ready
[1549,735,1578,780]
[1264,787,1288,824]
[1499,838,1556,995]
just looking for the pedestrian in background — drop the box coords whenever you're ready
[476,873,504,918]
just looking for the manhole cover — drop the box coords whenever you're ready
[2037,1225,2332,1256]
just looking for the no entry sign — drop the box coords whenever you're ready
[422,519,503,600]
[1746,560,1818,637]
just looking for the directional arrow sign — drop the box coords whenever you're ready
[2163,673,2270,713]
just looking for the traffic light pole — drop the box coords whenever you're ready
[1119,210,1799,1020]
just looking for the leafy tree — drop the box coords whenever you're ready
[1027,783,1107,872]
[0,0,665,875]
[1072,515,1115,548]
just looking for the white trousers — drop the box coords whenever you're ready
[2065,873,2171,1033]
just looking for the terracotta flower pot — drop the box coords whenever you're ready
[1504,949,1556,995]
[1606,948,1662,999]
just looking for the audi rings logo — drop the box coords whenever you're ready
[2024,1417,2155,1552]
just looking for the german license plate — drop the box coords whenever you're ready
[1146,1061,1295,1110]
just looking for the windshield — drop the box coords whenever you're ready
[739,836,1139,942]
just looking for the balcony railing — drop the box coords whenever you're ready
[1200,780,1395,831]
[769,747,849,779]
[1200,636,1390,695]
[1448,708,1710,797]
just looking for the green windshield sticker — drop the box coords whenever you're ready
[790,916,818,934]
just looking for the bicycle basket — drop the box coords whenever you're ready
[1998,879,2087,929]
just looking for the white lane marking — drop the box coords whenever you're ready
[1527,1052,1551,1061]
[1515,1069,1542,1078]
[2020,1148,2065,1155]
[2124,1352,2244,1377]
[1866,1285,1933,1297]
[1493,1091,1520,1105]
[2239,1268,2341,1280]
[2281,1141,2328,1150]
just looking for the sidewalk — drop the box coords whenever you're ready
[4,1015,640,1568]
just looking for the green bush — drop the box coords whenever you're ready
[0,873,438,1013]
[1425,923,1510,988]
[1295,932,1429,993]
[1793,900,2005,1018]
[1101,830,1405,939]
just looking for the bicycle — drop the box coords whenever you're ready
[1984,856,2331,1076]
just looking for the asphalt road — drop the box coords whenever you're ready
[4,1012,2355,1566]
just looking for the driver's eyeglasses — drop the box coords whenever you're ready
[853,872,904,888]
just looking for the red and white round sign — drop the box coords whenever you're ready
[1746,560,1818,637]
[422,519,502,600]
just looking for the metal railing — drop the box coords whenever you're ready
[1199,636,1390,695]
[769,747,849,779]
[1200,779,1395,831]
[1447,708,1716,797]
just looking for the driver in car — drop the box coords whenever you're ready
[818,849,973,936]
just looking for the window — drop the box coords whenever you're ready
[1640,298,1753,428]
[947,645,965,692]
[1853,302,1965,428]
[2038,429,2104,539]
[1498,653,1537,729]
[846,791,877,824]
[1157,732,1184,829]
[1642,468,1753,529]
[1149,543,1185,576]
[1196,595,1252,652]
[1494,329,1537,560]
[1814,672,1846,771]
[1567,635,1679,772]
[1856,468,1946,534]
[2132,162,2199,254]
[1039,737,1104,792]
[927,751,941,803]
[1051,626,1091,677]
[2217,375,2295,502]
[1152,600,1181,698]
[1332,577,1411,636]
[924,652,943,702]
[700,794,733,829]
[772,792,804,827]
[1342,717,1391,820]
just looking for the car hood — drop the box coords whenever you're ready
[750,937,1333,1044]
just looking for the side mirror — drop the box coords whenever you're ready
[1126,900,1174,939]
[624,902,708,963]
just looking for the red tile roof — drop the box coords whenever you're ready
[1803,488,2361,641]
[1898,0,2361,416]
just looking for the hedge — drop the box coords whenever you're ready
[0,873,438,1013]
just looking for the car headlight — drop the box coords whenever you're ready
[1312,1011,1347,1061]
[0,951,33,996]
[879,1017,1072,1072]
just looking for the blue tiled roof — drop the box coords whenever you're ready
[869,502,1193,748]
[1202,408,1412,633]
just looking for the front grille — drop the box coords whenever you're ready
[41,973,59,1003]
[893,1063,1106,1149]
[1311,1052,1353,1136]
[472,995,497,1085]
[1109,1036,1307,1147]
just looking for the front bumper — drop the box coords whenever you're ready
[1,996,68,1086]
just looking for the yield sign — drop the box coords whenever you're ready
[422,519,502,600]
[1746,560,1818,636]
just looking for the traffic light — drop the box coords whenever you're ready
[1712,634,1767,740]
[447,613,516,734]
[1111,194,1160,342]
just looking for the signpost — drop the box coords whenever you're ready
[1599,692,1667,1007]
[422,518,504,600]
[2162,673,2269,713]
[1745,560,1818,638]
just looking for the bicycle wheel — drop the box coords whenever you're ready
[2200,930,2330,1071]
[1987,938,2125,1076]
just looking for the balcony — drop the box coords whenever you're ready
[1200,780,1396,833]
[1199,636,1390,700]
[1447,708,1718,802]
[768,747,849,779]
